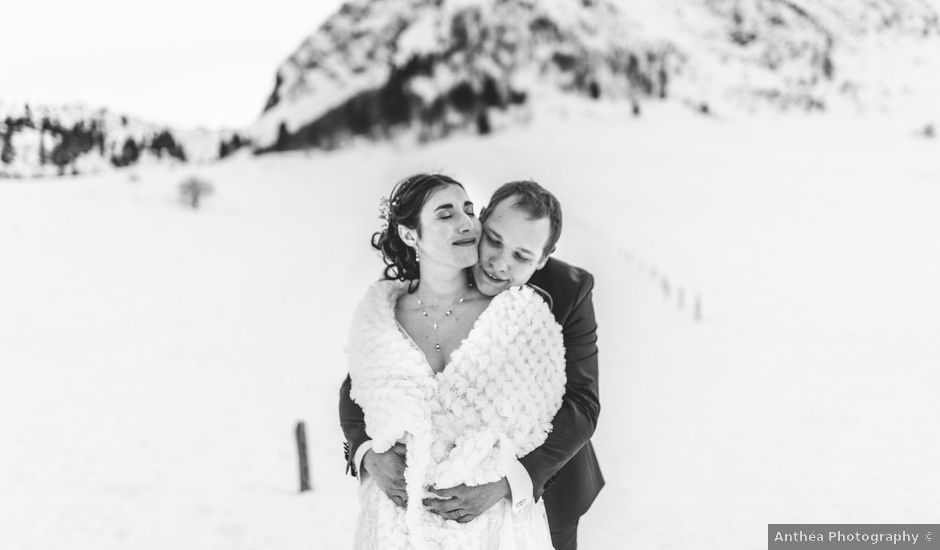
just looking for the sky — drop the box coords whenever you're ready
[1,0,345,130]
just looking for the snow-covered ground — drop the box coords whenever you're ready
[2,102,939,549]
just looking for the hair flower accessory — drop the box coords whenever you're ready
[377,196,391,232]
[377,196,401,233]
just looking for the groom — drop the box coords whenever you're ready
[339,180,603,550]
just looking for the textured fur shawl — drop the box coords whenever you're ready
[347,279,565,549]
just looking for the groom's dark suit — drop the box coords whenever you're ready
[339,257,604,548]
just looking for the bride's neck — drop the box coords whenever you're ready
[416,266,470,304]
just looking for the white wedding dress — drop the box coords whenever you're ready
[355,475,555,550]
[347,280,565,550]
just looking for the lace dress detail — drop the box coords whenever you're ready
[355,475,554,550]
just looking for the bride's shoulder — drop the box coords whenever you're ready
[364,278,410,296]
[363,278,404,294]
[354,279,410,312]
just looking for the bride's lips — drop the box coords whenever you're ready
[452,237,477,246]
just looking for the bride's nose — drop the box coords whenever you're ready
[456,212,475,233]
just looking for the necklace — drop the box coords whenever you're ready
[416,283,473,353]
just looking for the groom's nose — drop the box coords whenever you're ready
[491,254,509,274]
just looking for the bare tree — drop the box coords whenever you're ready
[179,176,214,209]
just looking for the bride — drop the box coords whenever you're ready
[347,173,566,549]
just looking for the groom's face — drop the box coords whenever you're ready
[472,195,551,297]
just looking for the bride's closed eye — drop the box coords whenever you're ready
[438,205,475,219]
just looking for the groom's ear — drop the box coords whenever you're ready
[535,243,553,270]
[397,224,418,247]
[536,252,550,270]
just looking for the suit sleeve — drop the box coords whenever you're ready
[339,374,371,477]
[519,274,600,500]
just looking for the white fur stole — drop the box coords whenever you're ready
[347,279,565,549]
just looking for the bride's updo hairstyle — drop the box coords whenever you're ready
[372,173,465,282]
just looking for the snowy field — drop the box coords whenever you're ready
[2,103,939,549]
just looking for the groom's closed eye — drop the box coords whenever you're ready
[485,231,534,263]
[513,250,533,263]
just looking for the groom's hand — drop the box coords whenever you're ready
[422,479,510,523]
[363,443,408,508]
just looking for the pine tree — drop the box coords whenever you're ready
[109,137,140,168]
[475,110,491,135]
[276,122,291,151]
[1,131,15,165]
[39,127,47,165]
[50,132,75,175]
[150,130,186,161]
[121,138,140,166]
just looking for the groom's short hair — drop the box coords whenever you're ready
[482,180,563,258]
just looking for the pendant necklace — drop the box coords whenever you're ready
[416,282,473,353]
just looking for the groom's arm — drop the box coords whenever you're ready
[339,375,371,477]
[425,274,600,520]
[339,376,410,507]
[519,273,600,501]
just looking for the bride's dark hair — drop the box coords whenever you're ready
[372,173,464,282]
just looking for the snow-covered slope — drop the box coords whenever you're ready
[252,0,940,150]
[3,105,939,549]
[0,102,233,178]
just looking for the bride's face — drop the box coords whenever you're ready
[407,184,481,270]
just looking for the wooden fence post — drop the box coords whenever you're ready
[296,421,311,492]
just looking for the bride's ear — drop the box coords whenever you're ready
[397,224,418,248]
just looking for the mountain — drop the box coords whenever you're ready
[251,0,940,152]
[0,102,241,179]
[670,0,940,111]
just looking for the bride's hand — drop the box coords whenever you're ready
[423,479,510,523]
[363,443,408,507]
